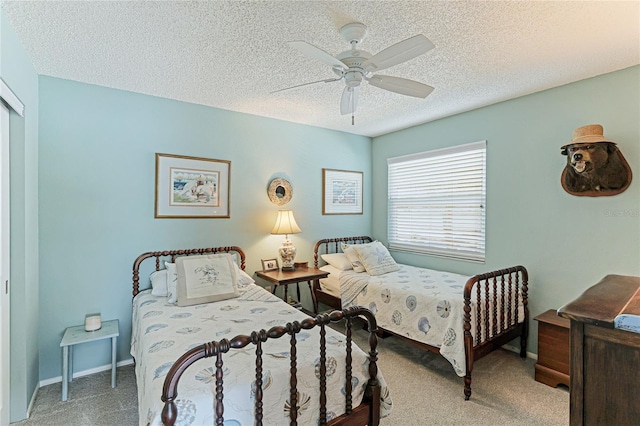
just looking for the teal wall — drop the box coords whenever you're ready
[37,76,372,381]
[372,65,640,353]
[1,11,40,422]
[4,6,640,417]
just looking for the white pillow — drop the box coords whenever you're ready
[235,263,255,287]
[164,262,178,304]
[318,265,342,296]
[352,241,400,276]
[230,252,241,266]
[149,269,168,296]
[341,243,366,273]
[176,254,239,306]
[319,264,343,277]
[320,253,353,271]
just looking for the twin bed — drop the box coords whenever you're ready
[130,246,391,426]
[129,239,529,424]
[313,236,529,400]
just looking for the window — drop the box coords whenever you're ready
[387,140,486,262]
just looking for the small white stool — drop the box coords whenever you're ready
[59,319,119,401]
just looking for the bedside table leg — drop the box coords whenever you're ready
[111,336,117,388]
[61,346,69,401]
[309,280,318,314]
[68,346,73,382]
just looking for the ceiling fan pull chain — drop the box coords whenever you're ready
[351,92,355,125]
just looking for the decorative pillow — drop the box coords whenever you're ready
[341,243,366,273]
[150,269,168,297]
[320,253,353,271]
[164,262,178,304]
[176,254,238,306]
[352,241,400,276]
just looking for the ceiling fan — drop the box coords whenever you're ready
[274,22,435,124]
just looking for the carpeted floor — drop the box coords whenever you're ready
[13,324,569,425]
[11,365,138,426]
[367,334,569,425]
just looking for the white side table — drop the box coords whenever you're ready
[59,319,119,401]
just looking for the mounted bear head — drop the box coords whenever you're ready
[560,125,632,196]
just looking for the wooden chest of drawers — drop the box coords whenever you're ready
[534,309,570,388]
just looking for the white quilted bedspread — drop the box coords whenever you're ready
[341,265,472,377]
[131,284,392,425]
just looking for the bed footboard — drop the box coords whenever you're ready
[462,265,529,399]
[161,307,381,426]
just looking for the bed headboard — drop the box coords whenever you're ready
[313,236,372,268]
[132,246,246,297]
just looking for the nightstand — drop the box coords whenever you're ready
[255,267,329,314]
[534,309,570,388]
[60,319,119,401]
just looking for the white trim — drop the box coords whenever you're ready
[38,358,134,387]
[25,385,38,419]
[0,103,9,426]
[503,343,536,361]
[0,79,24,117]
[387,140,487,164]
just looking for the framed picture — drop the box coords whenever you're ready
[261,258,279,272]
[322,168,363,215]
[155,153,231,218]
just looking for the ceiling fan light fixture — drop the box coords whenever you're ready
[344,71,362,87]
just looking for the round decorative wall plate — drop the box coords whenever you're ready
[267,178,292,205]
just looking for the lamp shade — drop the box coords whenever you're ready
[271,210,302,235]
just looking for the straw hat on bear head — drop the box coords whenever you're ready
[561,124,616,150]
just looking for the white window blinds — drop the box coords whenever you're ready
[387,140,486,262]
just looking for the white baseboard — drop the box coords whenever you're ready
[26,385,38,418]
[503,343,537,361]
[39,358,134,387]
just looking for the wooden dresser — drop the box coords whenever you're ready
[534,309,570,388]
[558,274,640,426]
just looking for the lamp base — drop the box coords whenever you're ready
[281,265,295,272]
[278,237,297,272]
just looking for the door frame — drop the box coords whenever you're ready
[0,99,11,426]
[0,77,23,426]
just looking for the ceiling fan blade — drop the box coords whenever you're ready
[271,77,342,94]
[368,75,434,98]
[288,41,347,70]
[362,34,434,73]
[340,86,359,115]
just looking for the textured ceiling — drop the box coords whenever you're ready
[2,1,639,137]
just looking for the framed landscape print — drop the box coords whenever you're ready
[155,153,231,218]
[322,168,363,215]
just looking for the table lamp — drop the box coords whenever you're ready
[271,210,302,271]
